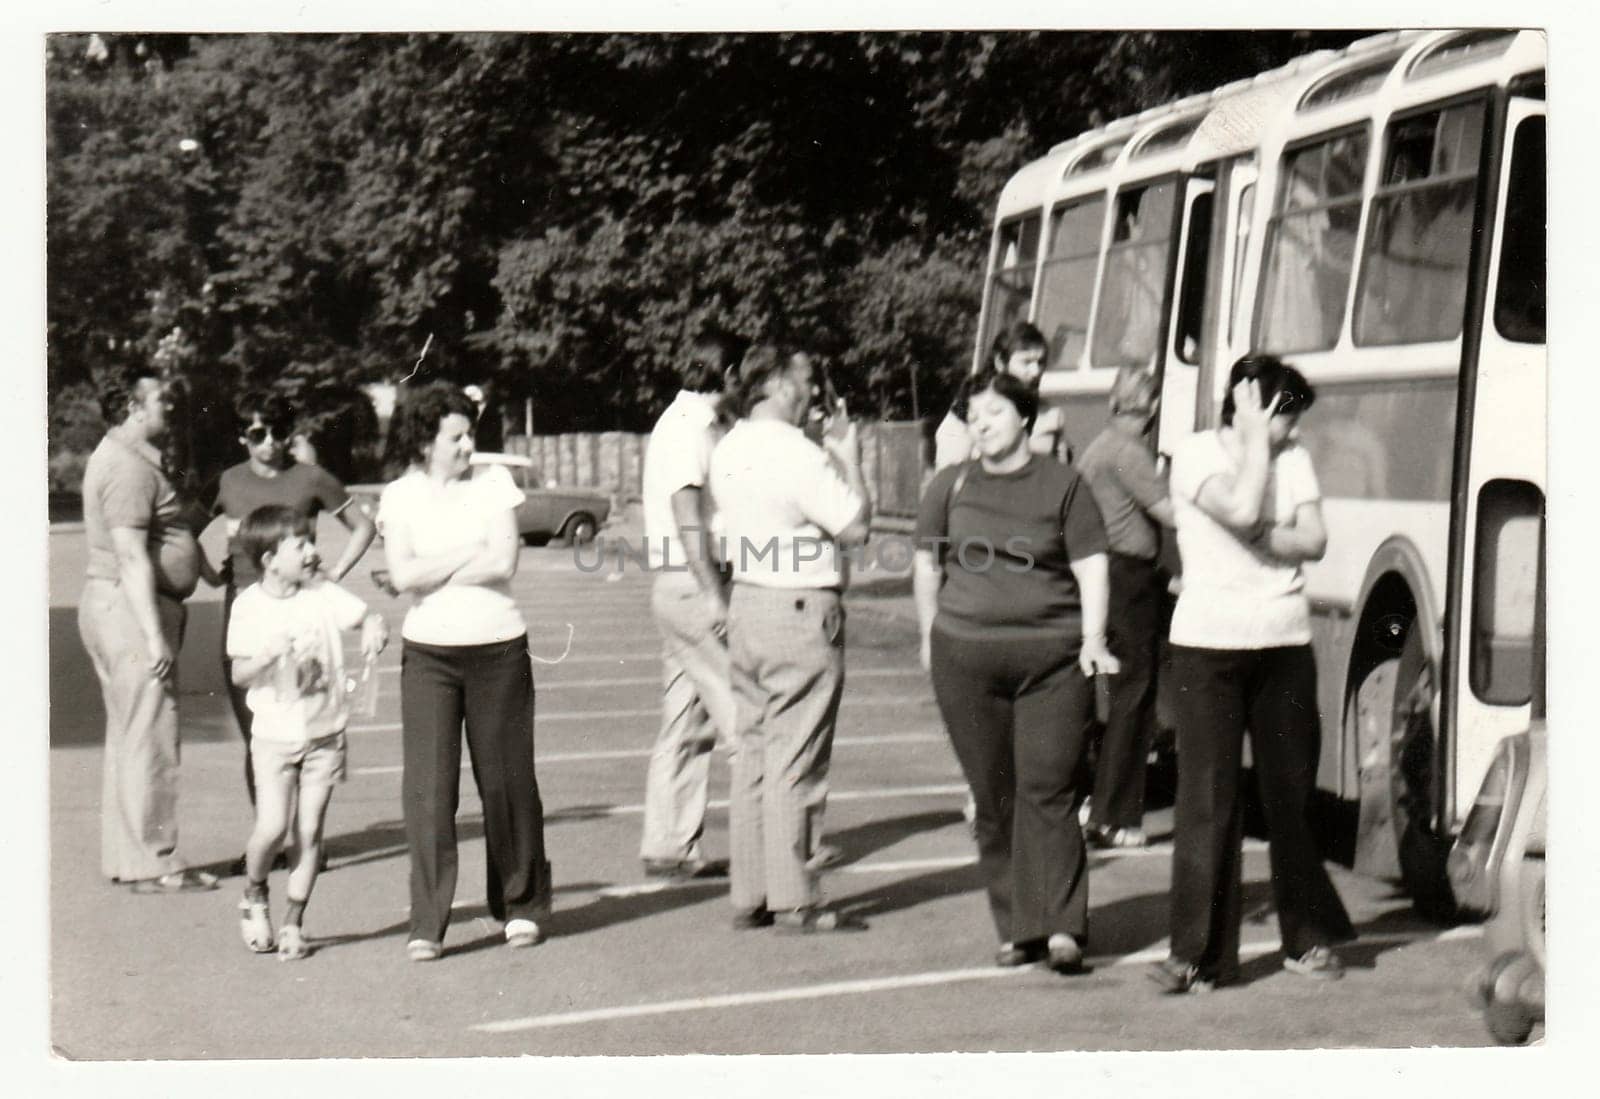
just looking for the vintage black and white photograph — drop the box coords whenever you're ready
[16,0,1586,1085]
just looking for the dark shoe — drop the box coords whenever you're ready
[228,854,248,878]
[805,843,845,872]
[644,857,729,880]
[1047,932,1086,974]
[731,905,775,930]
[1147,956,1216,995]
[1283,945,1345,981]
[130,870,219,895]
[773,907,869,934]
[1087,825,1149,850]
[995,940,1047,968]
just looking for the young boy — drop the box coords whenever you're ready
[226,504,388,960]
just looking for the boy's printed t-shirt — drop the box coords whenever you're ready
[226,579,368,744]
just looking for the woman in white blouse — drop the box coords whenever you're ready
[1149,355,1354,994]
[377,382,550,961]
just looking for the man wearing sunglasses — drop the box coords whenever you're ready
[200,392,377,863]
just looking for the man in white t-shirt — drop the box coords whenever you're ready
[638,330,741,879]
[709,347,871,933]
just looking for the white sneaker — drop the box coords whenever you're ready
[505,918,545,948]
[239,896,275,954]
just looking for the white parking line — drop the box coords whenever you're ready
[345,693,934,734]
[348,733,946,776]
[468,923,1485,1034]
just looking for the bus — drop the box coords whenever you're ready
[974,28,1546,917]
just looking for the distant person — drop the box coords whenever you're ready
[200,392,376,871]
[913,371,1116,973]
[933,321,1067,469]
[710,347,871,933]
[227,505,389,959]
[378,381,551,961]
[1076,366,1175,849]
[637,329,740,880]
[1150,355,1355,994]
[78,365,216,893]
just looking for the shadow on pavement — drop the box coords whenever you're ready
[821,808,965,867]
[546,879,728,937]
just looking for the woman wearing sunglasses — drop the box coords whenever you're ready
[200,392,377,862]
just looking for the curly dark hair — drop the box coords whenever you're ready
[391,381,480,468]
[233,391,296,436]
[1219,354,1316,425]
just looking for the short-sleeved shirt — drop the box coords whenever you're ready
[709,419,864,590]
[641,389,722,571]
[211,461,352,588]
[932,406,1067,470]
[376,465,527,645]
[915,455,1108,640]
[226,579,368,744]
[1077,427,1169,560]
[81,432,200,599]
[1168,432,1321,650]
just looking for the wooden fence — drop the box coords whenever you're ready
[505,420,929,520]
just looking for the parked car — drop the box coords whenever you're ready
[348,452,610,546]
[1448,721,1545,1045]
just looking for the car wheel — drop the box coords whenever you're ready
[562,513,599,546]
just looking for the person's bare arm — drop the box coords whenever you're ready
[1068,552,1120,678]
[382,520,479,594]
[326,501,378,583]
[108,527,174,679]
[913,549,942,672]
[670,485,728,631]
[1192,379,1277,533]
[822,413,872,548]
[1259,499,1328,563]
[446,508,521,585]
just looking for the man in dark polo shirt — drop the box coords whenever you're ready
[1076,366,1175,849]
[78,365,217,893]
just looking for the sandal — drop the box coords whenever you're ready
[774,907,869,934]
[132,869,219,895]
[239,896,275,953]
[277,924,312,961]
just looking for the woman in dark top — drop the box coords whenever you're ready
[913,371,1118,973]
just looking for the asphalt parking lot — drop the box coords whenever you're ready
[42,515,1504,1063]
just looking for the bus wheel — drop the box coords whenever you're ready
[1351,626,1459,923]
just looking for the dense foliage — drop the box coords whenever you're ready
[46,30,1360,487]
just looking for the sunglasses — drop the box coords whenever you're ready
[244,422,293,445]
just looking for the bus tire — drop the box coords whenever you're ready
[1350,625,1459,924]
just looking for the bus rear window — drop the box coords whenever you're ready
[1257,129,1368,354]
[1091,179,1177,368]
[1036,195,1106,371]
[1495,115,1545,344]
[1354,100,1486,346]
[982,215,1041,353]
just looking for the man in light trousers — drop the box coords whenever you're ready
[77,365,218,894]
[638,329,742,878]
[709,347,871,933]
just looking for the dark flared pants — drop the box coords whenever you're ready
[400,636,551,943]
[1168,643,1355,977]
[930,621,1094,945]
[1089,552,1165,830]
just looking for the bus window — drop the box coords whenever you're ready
[983,215,1042,353]
[1228,183,1254,346]
[1354,100,1486,346]
[1471,479,1543,706]
[1257,129,1369,354]
[1036,195,1106,371]
[1494,115,1545,343]
[1091,179,1178,368]
[1174,191,1214,364]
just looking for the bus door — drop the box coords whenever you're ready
[1445,91,1546,827]
[1154,173,1214,453]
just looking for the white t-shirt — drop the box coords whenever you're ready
[226,579,368,744]
[1168,432,1321,650]
[932,406,1066,470]
[641,389,722,571]
[376,465,528,645]
[709,419,864,590]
